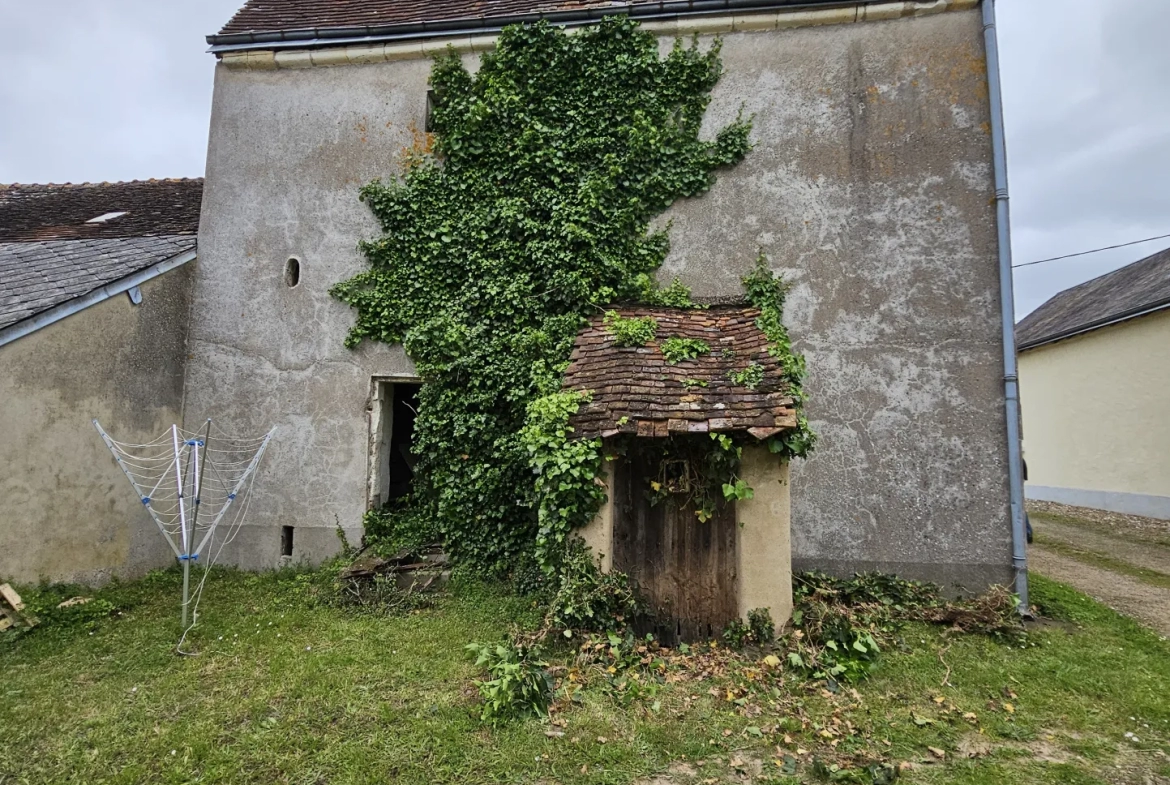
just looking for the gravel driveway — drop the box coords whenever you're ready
[1027,500,1170,636]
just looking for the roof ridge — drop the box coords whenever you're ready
[0,177,204,190]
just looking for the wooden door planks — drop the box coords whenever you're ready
[613,453,737,644]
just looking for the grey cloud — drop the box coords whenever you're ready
[0,1,241,184]
[999,0,1170,316]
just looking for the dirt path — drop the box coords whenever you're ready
[1027,504,1170,637]
[1028,547,1170,636]
[1032,514,1170,578]
[1029,500,1170,545]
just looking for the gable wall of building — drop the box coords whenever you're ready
[192,7,1012,585]
[0,267,193,585]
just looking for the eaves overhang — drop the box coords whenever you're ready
[1016,298,1170,353]
[0,247,196,349]
[207,0,907,53]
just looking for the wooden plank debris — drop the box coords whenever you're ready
[0,582,38,630]
[0,583,22,611]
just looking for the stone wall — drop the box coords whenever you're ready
[193,6,1012,586]
[0,268,192,584]
[660,10,1011,587]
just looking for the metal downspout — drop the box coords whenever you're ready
[982,0,1028,609]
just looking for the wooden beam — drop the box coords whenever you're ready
[0,583,23,612]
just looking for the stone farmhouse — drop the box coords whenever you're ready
[0,0,1028,606]
[195,0,1025,591]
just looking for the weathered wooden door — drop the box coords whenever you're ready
[612,452,738,644]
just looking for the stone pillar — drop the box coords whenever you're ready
[735,446,793,626]
[579,454,616,572]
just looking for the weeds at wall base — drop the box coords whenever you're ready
[462,566,1028,771]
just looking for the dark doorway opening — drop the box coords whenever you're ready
[386,383,420,502]
[369,379,422,510]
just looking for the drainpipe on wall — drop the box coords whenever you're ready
[982,0,1029,611]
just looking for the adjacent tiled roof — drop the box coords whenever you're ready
[563,306,797,440]
[0,180,202,332]
[216,0,584,34]
[0,237,197,330]
[1016,245,1170,351]
[210,0,852,44]
[0,179,202,242]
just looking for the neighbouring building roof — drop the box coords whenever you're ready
[1016,245,1170,351]
[0,179,202,334]
[563,306,797,440]
[209,0,859,48]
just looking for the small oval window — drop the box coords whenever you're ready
[285,257,300,288]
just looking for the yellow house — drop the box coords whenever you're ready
[1017,246,1170,520]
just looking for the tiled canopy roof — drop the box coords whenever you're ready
[563,306,797,440]
[0,180,201,333]
[1016,244,1170,351]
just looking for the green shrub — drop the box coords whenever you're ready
[747,607,775,644]
[550,541,642,634]
[728,362,765,389]
[660,337,710,364]
[465,641,553,725]
[604,311,659,347]
[641,277,699,308]
[722,618,752,648]
[521,391,606,572]
[788,609,881,683]
[329,18,752,575]
[742,258,817,458]
[361,499,439,555]
[510,549,552,598]
[722,607,775,648]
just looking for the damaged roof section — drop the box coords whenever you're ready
[563,306,797,440]
[0,179,202,335]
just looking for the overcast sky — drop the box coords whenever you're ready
[1,1,1166,318]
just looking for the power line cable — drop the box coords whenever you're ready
[1012,232,1170,269]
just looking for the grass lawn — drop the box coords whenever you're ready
[1,569,1168,785]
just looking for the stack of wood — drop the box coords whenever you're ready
[0,584,38,631]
